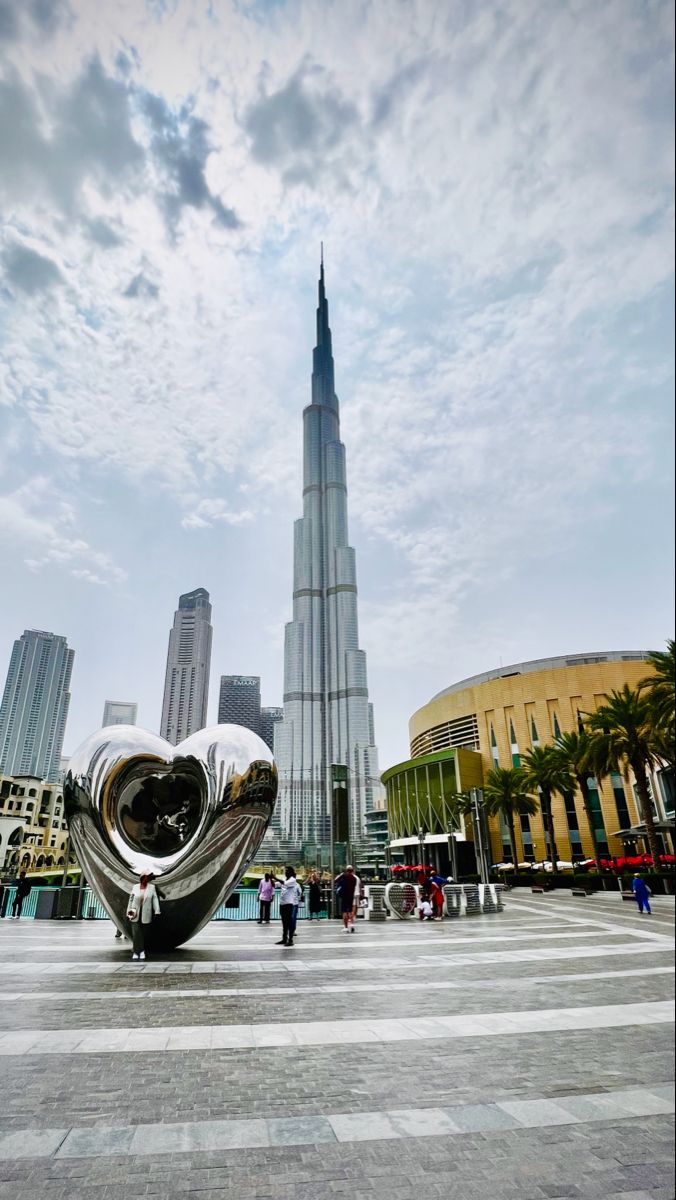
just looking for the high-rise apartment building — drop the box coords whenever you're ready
[102,700,138,727]
[218,676,261,734]
[274,258,381,846]
[160,589,212,745]
[0,630,74,783]
[260,706,283,754]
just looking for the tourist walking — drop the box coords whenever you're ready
[272,867,302,947]
[11,870,31,919]
[631,873,652,915]
[257,873,274,924]
[307,872,322,921]
[334,865,358,933]
[126,872,161,960]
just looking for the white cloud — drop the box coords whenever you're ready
[181,499,255,529]
[0,479,126,587]
[0,0,672,764]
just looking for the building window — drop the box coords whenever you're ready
[657,768,675,820]
[490,725,499,767]
[611,772,632,829]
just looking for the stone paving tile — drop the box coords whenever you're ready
[1,971,673,1030]
[0,897,672,1199]
[0,1025,673,1129]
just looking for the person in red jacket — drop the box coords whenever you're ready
[428,877,444,919]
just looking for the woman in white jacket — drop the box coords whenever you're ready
[127,873,161,961]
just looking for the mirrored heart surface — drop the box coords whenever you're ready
[64,724,277,949]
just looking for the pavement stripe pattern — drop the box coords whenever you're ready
[0,891,673,1200]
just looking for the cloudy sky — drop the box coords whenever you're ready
[0,0,673,770]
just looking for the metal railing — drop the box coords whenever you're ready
[0,886,329,922]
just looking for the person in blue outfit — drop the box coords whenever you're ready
[631,873,652,914]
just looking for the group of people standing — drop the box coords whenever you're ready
[256,865,363,943]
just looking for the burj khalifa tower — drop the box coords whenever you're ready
[274,255,381,848]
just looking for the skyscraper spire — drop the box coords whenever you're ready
[313,254,335,408]
[274,261,381,850]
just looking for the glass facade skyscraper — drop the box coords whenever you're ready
[274,258,381,846]
[260,706,283,754]
[102,700,138,727]
[160,588,212,745]
[0,629,74,783]
[218,675,261,733]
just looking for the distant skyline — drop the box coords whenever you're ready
[0,0,673,770]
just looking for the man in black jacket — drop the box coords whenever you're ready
[11,870,31,919]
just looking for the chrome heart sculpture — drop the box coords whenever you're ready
[385,881,418,919]
[63,724,277,949]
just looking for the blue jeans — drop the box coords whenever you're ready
[636,895,651,914]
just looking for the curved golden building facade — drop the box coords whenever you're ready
[408,651,659,863]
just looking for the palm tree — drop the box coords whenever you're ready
[640,640,675,725]
[585,684,663,871]
[640,640,675,769]
[552,730,606,866]
[522,745,572,873]
[482,767,539,871]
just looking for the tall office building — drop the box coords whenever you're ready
[0,630,74,783]
[274,257,381,846]
[261,706,283,754]
[102,700,138,727]
[218,676,261,734]
[160,588,212,745]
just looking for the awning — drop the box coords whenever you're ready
[612,820,675,837]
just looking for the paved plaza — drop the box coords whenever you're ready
[0,891,674,1200]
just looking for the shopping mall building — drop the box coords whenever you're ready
[382,651,675,873]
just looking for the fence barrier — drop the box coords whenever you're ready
[0,886,329,922]
[1,884,506,922]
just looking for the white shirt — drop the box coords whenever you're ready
[276,877,302,905]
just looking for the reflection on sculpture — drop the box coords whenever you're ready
[63,724,277,949]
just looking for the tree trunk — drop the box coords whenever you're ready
[507,810,520,873]
[577,773,603,865]
[631,758,663,872]
[542,788,560,873]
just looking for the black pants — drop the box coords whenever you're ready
[259,900,271,924]
[280,904,295,944]
[131,921,147,955]
[12,894,25,918]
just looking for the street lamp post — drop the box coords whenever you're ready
[418,827,425,871]
[447,821,458,881]
[470,788,490,885]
